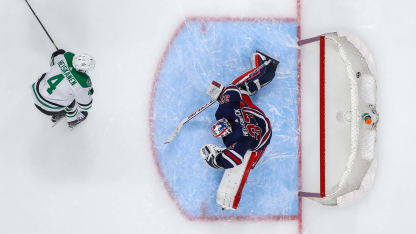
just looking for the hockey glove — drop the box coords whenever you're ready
[206,80,224,101]
[50,49,66,66]
[200,144,224,169]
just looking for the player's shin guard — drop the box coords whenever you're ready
[216,151,256,210]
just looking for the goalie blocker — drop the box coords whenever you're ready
[201,51,277,210]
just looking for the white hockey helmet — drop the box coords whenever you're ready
[73,53,95,73]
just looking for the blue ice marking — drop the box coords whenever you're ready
[152,20,299,218]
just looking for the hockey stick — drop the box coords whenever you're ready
[164,99,216,144]
[164,62,268,144]
[24,0,59,51]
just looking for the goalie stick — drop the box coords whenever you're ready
[164,61,268,144]
[164,99,216,144]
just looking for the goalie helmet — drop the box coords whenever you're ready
[73,53,95,73]
[211,118,232,138]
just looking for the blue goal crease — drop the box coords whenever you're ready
[153,20,299,218]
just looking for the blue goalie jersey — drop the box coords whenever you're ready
[214,85,272,169]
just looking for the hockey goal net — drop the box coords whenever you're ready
[299,32,379,206]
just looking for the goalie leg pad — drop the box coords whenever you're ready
[255,50,279,67]
[251,52,266,68]
[239,52,279,95]
[216,150,256,210]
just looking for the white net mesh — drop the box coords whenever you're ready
[312,32,378,206]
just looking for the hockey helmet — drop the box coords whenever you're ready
[211,118,232,138]
[73,53,95,73]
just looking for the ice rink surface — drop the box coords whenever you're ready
[1,0,416,234]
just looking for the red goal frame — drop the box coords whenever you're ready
[297,32,378,207]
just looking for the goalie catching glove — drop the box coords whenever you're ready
[200,144,224,169]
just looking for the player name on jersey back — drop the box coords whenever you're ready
[57,60,78,86]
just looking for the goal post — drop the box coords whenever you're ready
[298,32,379,206]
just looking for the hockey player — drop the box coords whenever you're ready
[200,51,279,210]
[31,49,95,128]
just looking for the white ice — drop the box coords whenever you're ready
[0,0,415,233]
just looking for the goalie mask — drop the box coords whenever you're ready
[73,53,95,73]
[211,118,232,138]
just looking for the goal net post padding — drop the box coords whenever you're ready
[298,32,379,206]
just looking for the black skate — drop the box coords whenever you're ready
[51,113,65,127]
[67,111,88,129]
[256,50,280,66]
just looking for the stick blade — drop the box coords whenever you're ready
[164,122,184,144]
